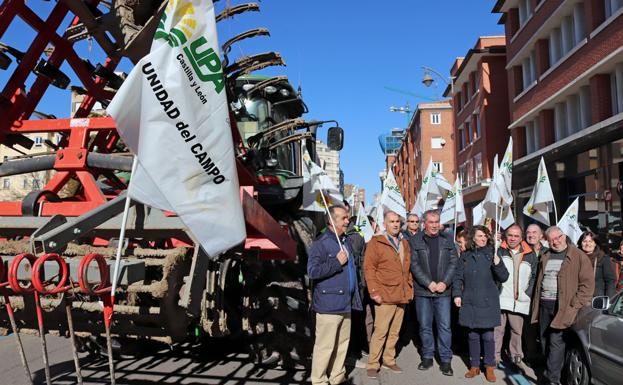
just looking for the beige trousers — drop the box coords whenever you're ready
[311,313,351,385]
[494,310,525,361]
[367,304,405,370]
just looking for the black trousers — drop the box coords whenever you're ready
[539,300,567,384]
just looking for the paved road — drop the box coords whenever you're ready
[0,334,539,384]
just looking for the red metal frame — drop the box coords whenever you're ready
[0,1,296,260]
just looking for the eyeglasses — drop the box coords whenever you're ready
[408,220,419,223]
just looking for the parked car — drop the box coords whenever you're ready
[565,292,623,385]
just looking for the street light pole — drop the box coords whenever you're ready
[421,65,455,97]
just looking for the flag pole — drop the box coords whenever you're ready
[553,201,559,225]
[106,155,138,385]
[318,188,344,252]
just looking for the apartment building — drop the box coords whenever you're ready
[493,0,623,241]
[392,101,455,211]
[449,36,511,223]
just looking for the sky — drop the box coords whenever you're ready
[0,1,504,204]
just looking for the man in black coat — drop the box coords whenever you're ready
[409,210,459,376]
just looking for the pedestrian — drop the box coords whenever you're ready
[409,209,459,376]
[524,223,548,363]
[453,225,509,382]
[308,205,362,385]
[494,224,537,368]
[345,216,369,361]
[364,211,413,378]
[577,231,616,298]
[530,226,594,385]
[526,223,548,259]
[402,213,420,240]
[456,229,468,255]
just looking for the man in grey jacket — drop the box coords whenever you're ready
[409,210,458,376]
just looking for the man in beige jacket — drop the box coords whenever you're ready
[364,211,414,378]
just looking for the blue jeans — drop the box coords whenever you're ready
[415,296,453,363]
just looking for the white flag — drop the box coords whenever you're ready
[482,154,500,219]
[107,0,245,256]
[496,138,513,205]
[356,202,374,242]
[557,197,583,244]
[302,150,343,212]
[440,177,466,225]
[380,169,407,218]
[523,157,555,225]
[413,158,450,216]
[346,187,357,208]
[473,201,486,226]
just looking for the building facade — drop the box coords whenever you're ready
[449,36,511,223]
[0,133,55,200]
[493,0,623,247]
[391,101,455,211]
[316,139,343,193]
[343,183,366,213]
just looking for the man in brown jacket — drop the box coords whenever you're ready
[530,226,594,385]
[364,210,413,378]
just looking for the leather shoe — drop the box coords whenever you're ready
[465,367,480,378]
[366,368,378,379]
[418,358,433,370]
[382,364,403,373]
[485,366,496,382]
[440,362,453,376]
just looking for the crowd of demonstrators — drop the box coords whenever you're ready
[453,225,509,382]
[307,204,603,385]
[363,211,413,378]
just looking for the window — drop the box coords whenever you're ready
[465,121,471,145]
[525,119,541,155]
[549,28,563,65]
[431,137,444,149]
[605,0,623,19]
[458,126,465,151]
[554,102,568,141]
[579,86,592,129]
[473,113,481,140]
[3,179,10,189]
[521,50,537,90]
[431,113,441,125]
[566,94,581,135]
[474,153,483,183]
[472,71,479,95]
[573,4,586,44]
[611,63,623,115]
[433,162,443,173]
[518,0,533,27]
[459,163,467,187]
[466,159,474,186]
[34,136,43,147]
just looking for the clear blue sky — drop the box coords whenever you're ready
[0,1,503,204]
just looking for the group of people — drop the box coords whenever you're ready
[307,204,618,385]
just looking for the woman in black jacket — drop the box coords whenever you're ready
[453,226,509,382]
[578,231,616,298]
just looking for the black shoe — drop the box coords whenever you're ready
[440,362,453,376]
[418,358,433,370]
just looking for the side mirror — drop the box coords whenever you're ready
[592,295,610,310]
[327,126,344,151]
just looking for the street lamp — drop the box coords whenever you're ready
[421,65,455,96]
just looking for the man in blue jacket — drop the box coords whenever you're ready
[308,205,363,385]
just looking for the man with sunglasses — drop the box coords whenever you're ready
[402,213,420,241]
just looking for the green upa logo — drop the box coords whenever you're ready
[154,0,225,94]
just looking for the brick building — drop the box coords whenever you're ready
[448,36,511,223]
[392,101,455,211]
[493,0,623,244]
